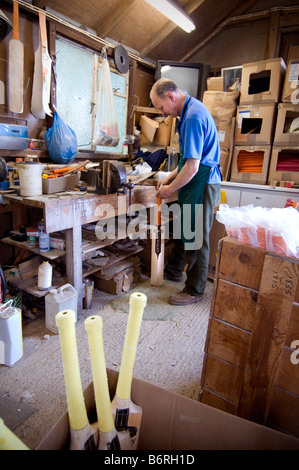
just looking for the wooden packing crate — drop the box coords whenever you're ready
[200,236,299,438]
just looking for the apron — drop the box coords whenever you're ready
[176,95,211,246]
[177,153,211,246]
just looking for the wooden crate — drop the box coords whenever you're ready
[200,236,299,437]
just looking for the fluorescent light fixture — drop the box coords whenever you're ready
[145,0,196,33]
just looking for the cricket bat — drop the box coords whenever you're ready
[9,1,24,113]
[56,309,98,450]
[111,292,147,450]
[84,315,131,450]
[151,196,165,286]
[0,418,29,450]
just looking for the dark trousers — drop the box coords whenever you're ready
[165,183,220,295]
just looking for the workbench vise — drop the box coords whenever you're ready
[81,160,133,196]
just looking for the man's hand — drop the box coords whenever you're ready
[156,184,173,199]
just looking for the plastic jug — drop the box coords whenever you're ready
[45,283,77,334]
[0,303,23,366]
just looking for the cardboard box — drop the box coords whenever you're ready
[202,90,239,121]
[273,103,299,146]
[93,256,141,294]
[214,117,235,150]
[207,76,224,91]
[42,172,80,194]
[281,59,299,103]
[230,145,272,185]
[234,104,277,145]
[240,58,286,105]
[219,147,232,181]
[268,145,299,184]
[140,115,173,147]
[36,368,299,450]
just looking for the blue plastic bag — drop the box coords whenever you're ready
[45,112,77,164]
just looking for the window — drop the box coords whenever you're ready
[55,37,128,153]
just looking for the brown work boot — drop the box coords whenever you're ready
[168,288,204,306]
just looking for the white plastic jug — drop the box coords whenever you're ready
[0,305,23,366]
[45,283,77,334]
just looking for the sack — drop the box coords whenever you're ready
[46,112,77,164]
[93,56,119,147]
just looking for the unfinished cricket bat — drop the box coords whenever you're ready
[111,292,147,450]
[151,196,165,286]
[84,315,131,450]
[56,309,98,450]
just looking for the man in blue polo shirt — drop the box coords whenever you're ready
[150,78,221,305]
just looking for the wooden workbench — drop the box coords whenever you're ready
[2,186,176,314]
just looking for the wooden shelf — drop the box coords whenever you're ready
[1,237,65,260]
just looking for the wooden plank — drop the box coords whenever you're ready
[201,355,244,405]
[213,279,258,331]
[238,254,299,424]
[217,237,265,290]
[274,347,299,397]
[200,389,238,415]
[286,303,299,347]
[207,319,251,369]
[268,388,299,437]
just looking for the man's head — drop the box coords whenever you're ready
[150,78,186,117]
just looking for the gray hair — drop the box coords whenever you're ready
[151,78,178,98]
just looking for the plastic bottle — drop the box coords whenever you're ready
[45,284,78,334]
[37,261,52,290]
[38,219,50,252]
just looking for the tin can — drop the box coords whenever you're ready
[83,278,93,309]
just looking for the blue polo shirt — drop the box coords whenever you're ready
[177,95,221,184]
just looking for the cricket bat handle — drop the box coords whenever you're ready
[157,196,162,226]
[84,315,114,434]
[13,2,20,41]
[56,310,89,432]
[116,292,147,400]
[0,418,29,450]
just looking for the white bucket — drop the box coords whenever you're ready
[45,284,78,334]
[17,162,46,196]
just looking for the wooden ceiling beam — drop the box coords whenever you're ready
[96,0,139,39]
[139,0,206,58]
[179,0,260,61]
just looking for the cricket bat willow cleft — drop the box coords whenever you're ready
[56,309,98,450]
[111,292,147,450]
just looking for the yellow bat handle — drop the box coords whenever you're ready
[56,310,89,431]
[0,418,29,450]
[116,292,147,400]
[85,315,115,434]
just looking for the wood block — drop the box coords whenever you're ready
[213,279,258,331]
[19,256,40,280]
[217,237,265,290]
[201,355,244,404]
[238,254,299,424]
[207,319,251,369]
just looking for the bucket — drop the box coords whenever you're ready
[0,304,23,366]
[45,283,78,334]
[17,161,46,196]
